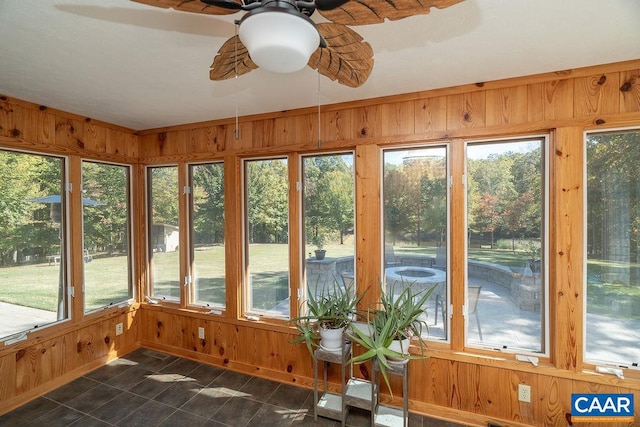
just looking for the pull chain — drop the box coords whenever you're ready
[234,21,239,141]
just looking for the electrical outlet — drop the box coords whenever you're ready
[115,323,124,336]
[198,327,205,339]
[518,384,531,403]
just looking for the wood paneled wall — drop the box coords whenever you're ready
[136,60,640,427]
[0,98,141,414]
[1,60,640,425]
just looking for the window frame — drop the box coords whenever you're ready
[0,147,70,342]
[187,160,226,311]
[81,159,134,314]
[380,143,451,343]
[582,126,640,368]
[146,163,181,303]
[242,155,291,319]
[463,134,550,357]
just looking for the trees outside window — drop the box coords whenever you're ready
[189,162,225,308]
[383,147,448,340]
[466,138,547,353]
[148,165,180,300]
[585,129,640,366]
[245,158,289,317]
[302,153,355,297]
[82,161,132,312]
[0,149,67,340]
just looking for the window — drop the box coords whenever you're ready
[383,146,449,341]
[189,162,225,308]
[148,166,180,301]
[466,137,548,354]
[585,129,640,366]
[0,149,67,340]
[82,161,132,312]
[302,153,355,298]
[244,158,289,318]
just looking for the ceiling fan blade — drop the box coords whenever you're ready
[210,35,258,81]
[131,0,242,15]
[318,0,464,25]
[200,0,243,10]
[308,23,373,88]
[314,0,350,11]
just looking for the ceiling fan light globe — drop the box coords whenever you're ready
[238,11,320,74]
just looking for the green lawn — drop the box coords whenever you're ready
[2,243,638,319]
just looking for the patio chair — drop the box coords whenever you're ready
[433,246,446,270]
[468,286,483,340]
[340,271,354,289]
[384,244,401,267]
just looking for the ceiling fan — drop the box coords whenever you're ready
[132,0,465,88]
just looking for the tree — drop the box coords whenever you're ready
[246,159,288,243]
[192,163,225,244]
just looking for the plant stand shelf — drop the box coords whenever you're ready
[372,358,409,427]
[313,342,352,426]
[344,378,373,410]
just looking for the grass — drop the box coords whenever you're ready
[2,242,638,320]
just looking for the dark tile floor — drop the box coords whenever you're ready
[0,348,463,426]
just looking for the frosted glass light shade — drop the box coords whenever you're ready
[238,10,320,74]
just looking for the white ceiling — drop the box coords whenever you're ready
[1,0,639,131]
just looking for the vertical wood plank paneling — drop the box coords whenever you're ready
[191,126,220,153]
[381,100,416,137]
[353,106,382,139]
[84,120,107,154]
[414,96,447,134]
[23,108,56,145]
[552,127,584,371]
[54,117,84,150]
[224,154,241,319]
[449,139,465,351]
[321,109,355,142]
[252,119,275,149]
[619,69,640,113]
[0,353,16,402]
[573,73,620,117]
[446,92,486,130]
[229,121,253,151]
[354,144,381,308]
[0,100,24,139]
[485,86,528,126]
[295,113,317,146]
[527,80,574,121]
[288,154,301,318]
[536,375,567,426]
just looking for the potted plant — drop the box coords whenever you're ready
[348,282,436,393]
[312,233,326,260]
[525,241,541,272]
[290,281,364,355]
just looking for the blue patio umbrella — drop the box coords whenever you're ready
[27,195,104,206]
[27,194,104,223]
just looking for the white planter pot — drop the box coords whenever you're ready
[387,337,411,357]
[349,321,373,338]
[319,327,344,351]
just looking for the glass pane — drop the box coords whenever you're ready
[82,162,131,312]
[586,130,640,366]
[383,147,448,341]
[466,139,545,353]
[245,158,289,317]
[190,163,225,307]
[0,150,67,340]
[149,166,180,300]
[303,154,355,299]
